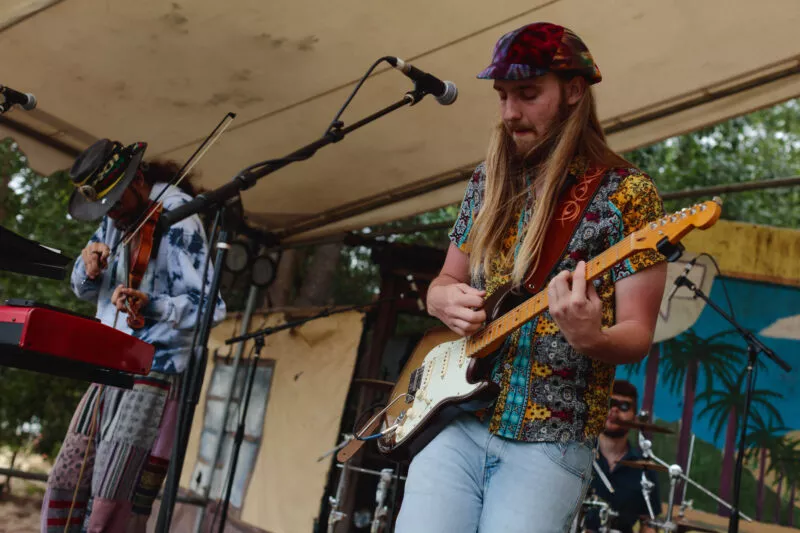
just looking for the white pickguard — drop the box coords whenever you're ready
[393,337,485,443]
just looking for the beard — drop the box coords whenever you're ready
[602,428,628,439]
[508,91,571,159]
[109,191,149,231]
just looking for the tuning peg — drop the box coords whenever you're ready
[713,196,723,205]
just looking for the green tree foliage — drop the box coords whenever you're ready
[0,138,95,457]
[628,99,800,225]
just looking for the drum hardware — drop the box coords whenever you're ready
[647,518,720,533]
[572,493,620,533]
[328,462,350,533]
[371,468,394,533]
[590,413,752,533]
[327,463,407,532]
[640,471,656,521]
[636,430,754,529]
[593,459,615,494]
[334,462,407,481]
[678,434,696,519]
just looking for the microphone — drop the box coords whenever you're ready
[666,258,697,302]
[0,85,37,113]
[386,57,458,105]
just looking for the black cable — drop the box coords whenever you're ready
[324,56,396,135]
[352,401,388,438]
[239,56,395,177]
[189,210,221,354]
[697,252,737,321]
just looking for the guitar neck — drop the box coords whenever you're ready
[465,234,635,358]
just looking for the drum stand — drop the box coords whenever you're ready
[636,431,753,530]
[371,468,394,533]
[640,471,656,521]
[576,494,619,533]
[327,462,350,533]
[593,459,615,494]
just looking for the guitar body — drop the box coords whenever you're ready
[377,327,499,459]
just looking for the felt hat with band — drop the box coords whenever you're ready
[67,139,147,221]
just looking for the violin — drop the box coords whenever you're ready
[121,201,162,329]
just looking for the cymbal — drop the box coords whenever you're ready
[611,418,675,434]
[617,459,669,472]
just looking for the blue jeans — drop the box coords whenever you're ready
[395,413,594,533]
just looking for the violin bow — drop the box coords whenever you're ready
[120,111,237,250]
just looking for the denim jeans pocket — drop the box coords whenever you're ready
[542,440,594,480]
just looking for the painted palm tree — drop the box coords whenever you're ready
[745,418,788,520]
[766,437,800,524]
[622,344,659,417]
[696,368,784,516]
[659,329,748,484]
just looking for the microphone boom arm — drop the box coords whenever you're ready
[159,92,422,231]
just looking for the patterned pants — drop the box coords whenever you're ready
[41,373,180,533]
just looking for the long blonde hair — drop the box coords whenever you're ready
[468,79,629,287]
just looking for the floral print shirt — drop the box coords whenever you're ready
[449,157,664,442]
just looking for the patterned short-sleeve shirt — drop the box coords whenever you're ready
[449,156,664,443]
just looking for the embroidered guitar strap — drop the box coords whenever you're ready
[523,165,608,294]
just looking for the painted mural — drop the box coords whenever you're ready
[619,220,800,527]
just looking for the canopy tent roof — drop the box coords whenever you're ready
[2,0,799,243]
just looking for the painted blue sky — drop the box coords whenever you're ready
[621,277,800,449]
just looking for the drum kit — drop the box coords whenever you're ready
[571,412,753,533]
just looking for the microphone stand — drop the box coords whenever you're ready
[671,274,791,533]
[224,297,403,347]
[215,335,264,533]
[155,80,432,533]
[156,201,238,533]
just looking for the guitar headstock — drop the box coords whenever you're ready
[632,197,722,252]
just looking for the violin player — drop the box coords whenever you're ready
[41,139,226,532]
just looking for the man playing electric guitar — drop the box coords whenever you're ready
[395,22,667,533]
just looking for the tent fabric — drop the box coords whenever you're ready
[2,0,799,240]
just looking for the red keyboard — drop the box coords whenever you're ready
[0,303,154,388]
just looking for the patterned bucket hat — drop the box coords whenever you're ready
[67,139,147,221]
[477,22,601,84]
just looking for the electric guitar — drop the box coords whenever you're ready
[375,199,722,458]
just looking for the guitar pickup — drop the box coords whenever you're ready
[407,367,424,395]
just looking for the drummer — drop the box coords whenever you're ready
[585,380,662,533]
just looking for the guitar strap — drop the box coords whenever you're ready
[523,164,608,294]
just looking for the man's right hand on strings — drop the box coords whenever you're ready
[82,242,110,279]
[426,243,487,337]
[427,283,487,337]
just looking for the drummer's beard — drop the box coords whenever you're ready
[603,428,628,439]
